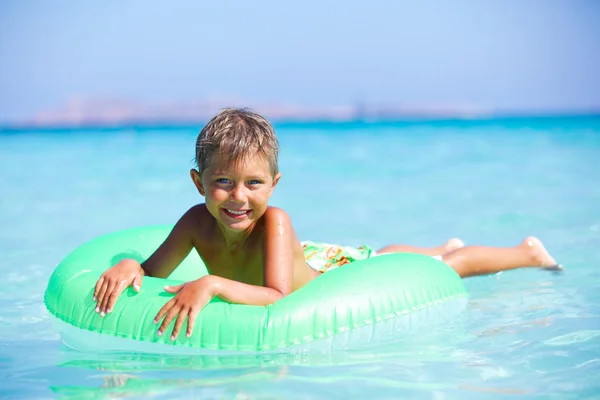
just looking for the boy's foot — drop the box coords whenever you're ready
[522,236,564,271]
[445,238,465,252]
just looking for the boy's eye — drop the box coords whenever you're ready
[248,180,262,185]
[216,178,231,184]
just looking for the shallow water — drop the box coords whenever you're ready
[1,117,600,398]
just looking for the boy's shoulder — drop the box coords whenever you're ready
[263,206,289,218]
[178,203,213,230]
[184,203,210,219]
[262,206,294,227]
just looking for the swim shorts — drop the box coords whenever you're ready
[301,241,377,273]
[302,241,444,273]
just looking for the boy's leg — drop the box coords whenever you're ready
[377,238,464,257]
[442,236,562,278]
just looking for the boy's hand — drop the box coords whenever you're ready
[154,276,216,340]
[94,259,144,316]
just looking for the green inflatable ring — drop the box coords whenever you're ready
[44,225,468,352]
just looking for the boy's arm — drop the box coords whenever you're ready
[262,207,296,297]
[156,275,287,340]
[141,206,199,278]
[94,205,199,315]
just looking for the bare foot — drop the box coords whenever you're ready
[521,236,563,271]
[445,238,465,252]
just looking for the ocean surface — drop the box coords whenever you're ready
[1,116,599,399]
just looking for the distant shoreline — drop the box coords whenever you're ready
[2,112,599,132]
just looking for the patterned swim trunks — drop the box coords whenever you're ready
[302,241,377,273]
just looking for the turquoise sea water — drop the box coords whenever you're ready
[1,117,599,399]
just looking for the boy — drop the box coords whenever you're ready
[93,108,561,341]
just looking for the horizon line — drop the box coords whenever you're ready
[2,111,600,132]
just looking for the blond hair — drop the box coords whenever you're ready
[195,108,279,176]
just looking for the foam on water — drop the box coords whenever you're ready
[1,117,600,398]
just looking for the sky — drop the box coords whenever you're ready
[0,0,599,123]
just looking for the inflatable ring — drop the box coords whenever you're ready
[44,226,468,353]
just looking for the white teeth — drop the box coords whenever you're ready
[227,209,248,215]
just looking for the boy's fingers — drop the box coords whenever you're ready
[99,281,117,315]
[95,282,109,311]
[163,283,185,293]
[186,308,198,338]
[95,273,142,314]
[158,305,179,336]
[170,309,188,340]
[105,281,126,313]
[132,274,142,292]
[94,276,105,300]
[154,299,174,325]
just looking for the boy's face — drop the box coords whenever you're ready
[191,152,280,234]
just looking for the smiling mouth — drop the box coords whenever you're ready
[222,208,251,219]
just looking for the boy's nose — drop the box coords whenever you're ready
[230,186,247,202]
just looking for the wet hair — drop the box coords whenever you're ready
[195,108,279,176]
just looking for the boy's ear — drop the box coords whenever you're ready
[269,172,282,196]
[190,169,205,196]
